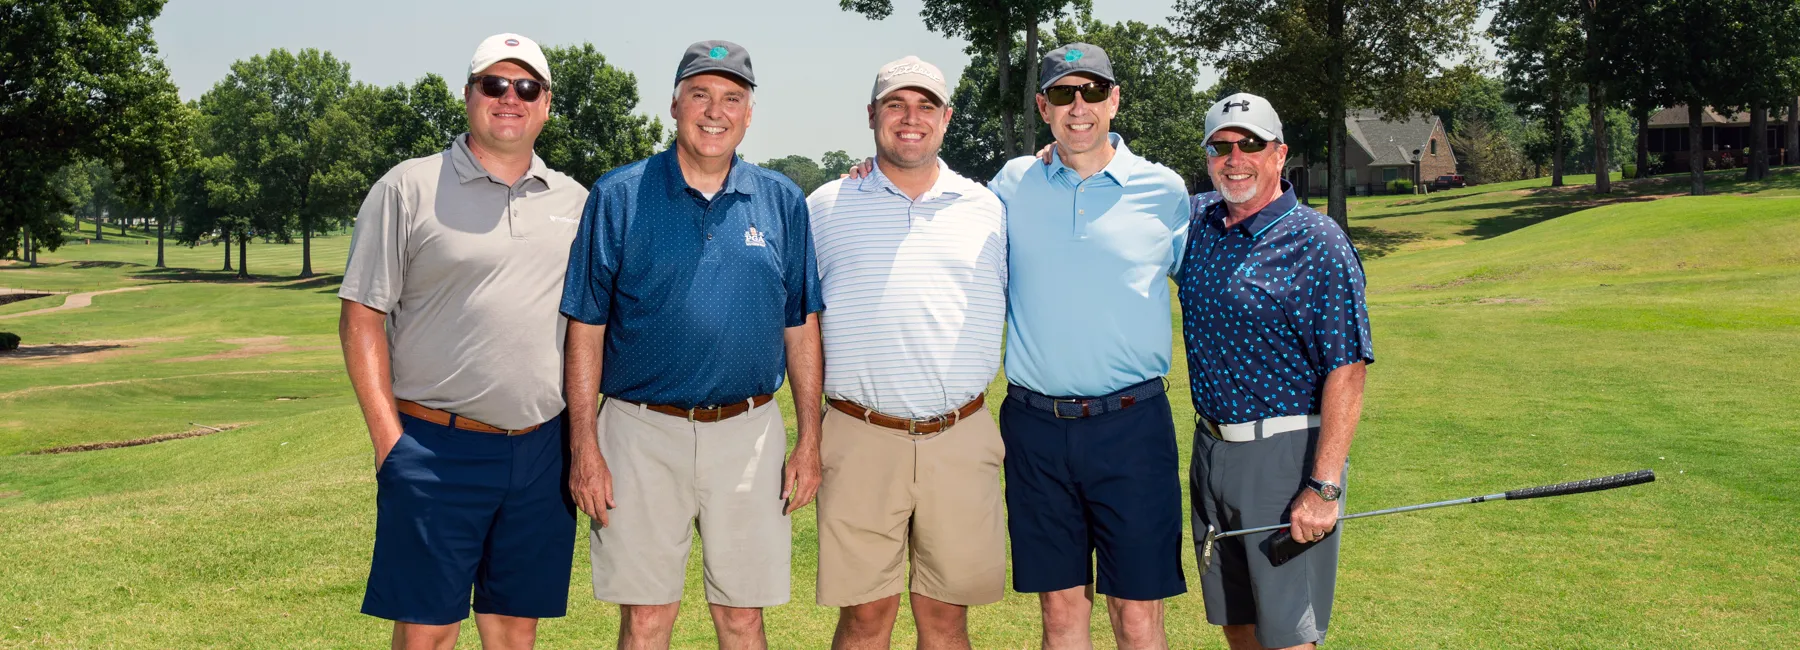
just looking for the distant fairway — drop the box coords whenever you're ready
[1,175,1796,648]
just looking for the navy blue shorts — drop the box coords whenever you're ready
[999,383,1187,601]
[361,411,576,625]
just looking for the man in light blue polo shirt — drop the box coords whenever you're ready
[986,43,1190,650]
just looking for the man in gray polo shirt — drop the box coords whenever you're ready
[339,33,587,650]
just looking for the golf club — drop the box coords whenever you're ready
[1199,469,1656,570]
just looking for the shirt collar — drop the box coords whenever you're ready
[660,146,758,201]
[1046,132,1135,186]
[450,134,552,187]
[857,159,967,201]
[1210,180,1300,239]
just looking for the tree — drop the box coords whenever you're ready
[1710,0,1800,182]
[1172,0,1480,228]
[53,159,116,240]
[839,0,1088,159]
[820,150,854,178]
[353,74,467,176]
[1491,0,1584,188]
[759,155,830,194]
[105,60,192,267]
[537,44,664,187]
[2,0,177,259]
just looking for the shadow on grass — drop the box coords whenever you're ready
[128,268,266,284]
[0,343,123,360]
[268,274,343,293]
[0,292,53,307]
[71,260,144,269]
[1347,227,1427,259]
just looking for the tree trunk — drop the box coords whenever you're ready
[156,220,166,268]
[237,234,248,279]
[301,226,313,278]
[1590,85,1610,193]
[94,210,103,240]
[1326,0,1348,229]
[1747,106,1767,182]
[1787,95,1799,166]
[1020,12,1040,156]
[1550,87,1566,187]
[1299,153,1312,206]
[1635,107,1649,178]
[223,228,233,271]
[22,228,31,267]
[993,0,1017,159]
[1688,103,1705,195]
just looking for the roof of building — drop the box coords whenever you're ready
[1647,104,1796,128]
[1347,110,1440,166]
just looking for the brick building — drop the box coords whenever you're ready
[1285,111,1457,195]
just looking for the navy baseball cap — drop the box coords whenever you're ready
[1039,43,1115,91]
[675,40,756,88]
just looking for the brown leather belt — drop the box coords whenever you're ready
[613,394,774,423]
[396,400,540,436]
[828,394,986,435]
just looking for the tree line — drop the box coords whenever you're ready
[4,1,661,276]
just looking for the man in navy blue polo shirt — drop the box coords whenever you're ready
[1181,93,1373,650]
[560,40,825,650]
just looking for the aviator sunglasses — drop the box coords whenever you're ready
[1042,81,1115,106]
[1205,137,1274,157]
[468,75,545,102]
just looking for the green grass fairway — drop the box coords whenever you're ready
[2,179,1796,648]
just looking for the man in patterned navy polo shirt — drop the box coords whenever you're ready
[1180,93,1374,650]
[560,40,825,650]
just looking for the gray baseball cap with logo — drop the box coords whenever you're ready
[871,55,951,105]
[1038,43,1115,91]
[1205,92,1284,142]
[675,40,756,88]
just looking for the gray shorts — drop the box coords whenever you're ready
[588,398,791,608]
[1191,426,1346,648]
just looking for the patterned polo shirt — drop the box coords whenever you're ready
[559,148,825,409]
[1179,182,1374,425]
[808,160,1007,419]
[987,134,1191,398]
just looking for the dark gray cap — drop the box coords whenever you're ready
[675,40,756,88]
[1038,43,1115,91]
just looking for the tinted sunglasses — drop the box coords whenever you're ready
[468,75,545,102]
[1205,137,1275,157]
[1042,81,1115,106]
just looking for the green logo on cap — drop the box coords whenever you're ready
[1065,49,1084,62]
[708,46,727,59]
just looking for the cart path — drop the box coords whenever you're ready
[0,286,150,321]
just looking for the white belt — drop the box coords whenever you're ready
[1201,414,1321,443]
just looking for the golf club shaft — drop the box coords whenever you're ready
[1210,469,1656,541]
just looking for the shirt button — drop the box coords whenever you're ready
[1078,209,1085,215]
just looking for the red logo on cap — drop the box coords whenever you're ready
[505,39,520,46]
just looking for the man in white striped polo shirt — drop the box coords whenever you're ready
[807,55,1008,650]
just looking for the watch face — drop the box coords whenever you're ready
[1320,483,1342,500]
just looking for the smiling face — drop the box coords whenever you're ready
[670,72,754,164]
[868,87,951,171]
[1035,72,1119,156]
[1206,127,1289,206]
[464,60,551,153]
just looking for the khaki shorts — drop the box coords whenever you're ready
[815,406,1006,607]
[588,398,791,607]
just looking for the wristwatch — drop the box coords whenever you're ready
[1305,476,1343,501]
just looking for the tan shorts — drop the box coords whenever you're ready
[588,398,791,608]
[815,406,1006,607]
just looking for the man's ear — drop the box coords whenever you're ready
[867,104,876,130]
[1035,94,1051,122]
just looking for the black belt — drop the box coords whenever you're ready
[1009,377,1167,419]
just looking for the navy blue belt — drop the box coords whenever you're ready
[1010,377,1168,419]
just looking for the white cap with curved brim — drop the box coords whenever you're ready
[1205,92,1283,142]
[469,33,552,87]
[871,55,951,105]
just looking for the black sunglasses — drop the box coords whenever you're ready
[1042,81,1115,107]
[468,75,545,102]
[1205,137,1275,157]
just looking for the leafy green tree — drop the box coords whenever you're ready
[1710,0,1800,181]
[820,150,855,178]
[351,74,468,176]
[2,0,178,259]
[1491,0,1584,187]
[53,159,116,240]
[759,155,830,194]
[537,44,664,187]
[1171,0,1480,227]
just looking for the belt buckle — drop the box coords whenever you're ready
[1052,398,1089,419]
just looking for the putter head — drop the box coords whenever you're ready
[1200,524,1218,570]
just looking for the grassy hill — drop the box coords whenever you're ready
[1,179,1796,647]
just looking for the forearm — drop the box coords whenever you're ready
[783,313,824,451]
[1312,361,1367,484]
[338,300,401,448]
[564,321,607,461]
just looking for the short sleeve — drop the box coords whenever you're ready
[558,188,620,325]
[1296,222,1375,372]
[338,180,408,312]
[784,191,825,327]
[1161,182,1191,278]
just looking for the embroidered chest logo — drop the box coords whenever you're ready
[743,226,767,247]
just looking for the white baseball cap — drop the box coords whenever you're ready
[871,55,951,105]
[469,33,552,87]
[1205,92,1284,142]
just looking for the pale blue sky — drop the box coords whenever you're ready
[152,0,1197,161]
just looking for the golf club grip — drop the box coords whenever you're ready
[1503,469,1655,501]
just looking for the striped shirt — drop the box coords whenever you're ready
[808,160,1007,419]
